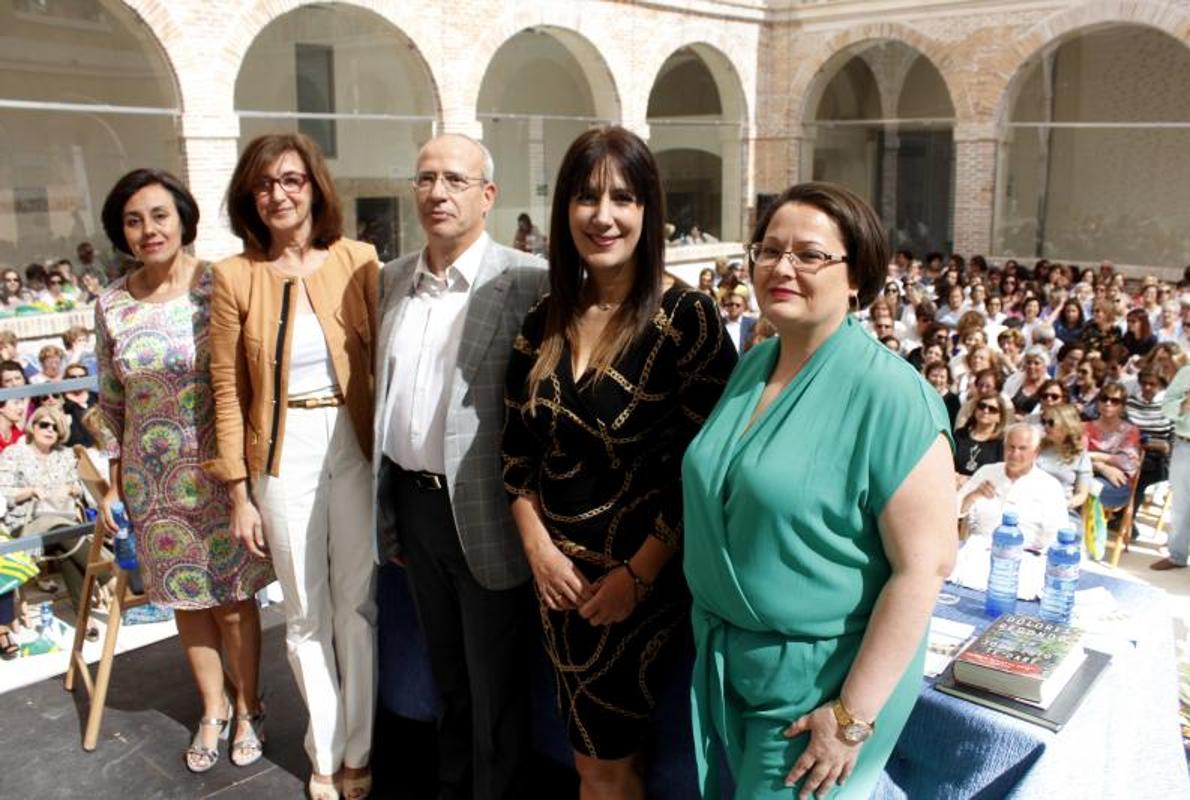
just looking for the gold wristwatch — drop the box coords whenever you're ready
[831,698,875,744]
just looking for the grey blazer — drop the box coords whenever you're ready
[373,239,548,590]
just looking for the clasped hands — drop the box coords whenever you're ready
[528,540,638,625]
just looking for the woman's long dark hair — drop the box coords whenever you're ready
[528,126,666,405]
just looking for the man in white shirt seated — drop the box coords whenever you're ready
[957,422,1068,551]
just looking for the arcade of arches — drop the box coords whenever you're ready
[1,0,1188,275]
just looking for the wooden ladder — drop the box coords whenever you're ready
[62,446,150,751]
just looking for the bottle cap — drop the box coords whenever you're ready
[1057,528,1080,545]
[1001,510,1019,525]
[111,500,125,515]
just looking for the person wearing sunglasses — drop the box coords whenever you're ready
[722,286,756,354]
[953,394,1010,486]
[1036,403,1093,524]
[210,133,378,799]
[0,269,32,308]
[0,406,81,533]
[1085,382,1142,510]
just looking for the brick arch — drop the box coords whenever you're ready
[114,0,185,109]
[464,9,625,123]
[211,0,443,119]
[789,23,964,127]
[991,0,1190,125]
[643,41,752,130]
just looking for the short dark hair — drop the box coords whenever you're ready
[748,181,889,308]
[0,359,26,382]
[101,169,199,256]
[226,132,342,255]
[25,263,47,282]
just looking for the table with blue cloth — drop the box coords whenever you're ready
[377,563,1188,798]
[879,566,1189,799]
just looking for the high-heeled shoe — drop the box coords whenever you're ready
[230,700,267,767]
[340,768,372,800]
[184,697,232,773]
[308,774,340,800]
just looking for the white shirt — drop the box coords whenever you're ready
[957,463,1069,550]
[381,233,488,473]
[287,311,339,397]
[724,319,742,352]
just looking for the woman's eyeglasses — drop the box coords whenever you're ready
[1100,396,1124,406]
[252,171,309,196]
[1041,417,1057,427]
[33,420,57,431]
[1042,392,1063,400]
[976,402,1000,413]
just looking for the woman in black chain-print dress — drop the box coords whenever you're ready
[501,126,735,796]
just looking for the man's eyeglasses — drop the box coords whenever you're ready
[252,172,309,196]
[747,244,847,274]
[412,171,486,194]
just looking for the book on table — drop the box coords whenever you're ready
[952,613,1084,706]
[935,650,1111,732]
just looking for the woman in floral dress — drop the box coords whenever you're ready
[95,169,273,774]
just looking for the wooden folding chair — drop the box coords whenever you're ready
[1106,468,1143,568]
[63,446,149,751]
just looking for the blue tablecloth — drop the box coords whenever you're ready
[377,563,1189,798]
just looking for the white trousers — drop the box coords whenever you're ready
[253,405,377,774]
[1167,439,1190,566]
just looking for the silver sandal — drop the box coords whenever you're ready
[230,701,267,767]
[185,701,231,773]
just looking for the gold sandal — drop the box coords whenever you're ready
[340,768,372,800]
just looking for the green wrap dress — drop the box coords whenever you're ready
[682,315,951,798]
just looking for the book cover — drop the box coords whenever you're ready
[935,649,1112,732]
[955,613,1081,682]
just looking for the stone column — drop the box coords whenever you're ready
[952,122,1000,256]
[180,111,243,262]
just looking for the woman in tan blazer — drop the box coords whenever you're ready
[207,132,378,800]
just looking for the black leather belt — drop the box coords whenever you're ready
[394,466,446,491]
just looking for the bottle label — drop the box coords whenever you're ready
[1047,564,1079,581]
[991,545,1022,561]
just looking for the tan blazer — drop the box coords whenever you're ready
[205,237,379,481]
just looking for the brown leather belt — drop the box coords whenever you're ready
[287,394,344,409]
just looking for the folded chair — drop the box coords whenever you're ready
[63,446,149,751]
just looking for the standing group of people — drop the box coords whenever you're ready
[87,125,955,800]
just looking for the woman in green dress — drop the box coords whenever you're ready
[682,182,958,799]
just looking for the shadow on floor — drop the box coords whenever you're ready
[0,623,578,799]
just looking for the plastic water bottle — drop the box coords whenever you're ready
[111,501,138,571]
[23,601,59,656]
[986,511,1024,617]
[1039,528,1081,624]
[39,601,53,633]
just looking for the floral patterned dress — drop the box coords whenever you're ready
[95,264,273,609]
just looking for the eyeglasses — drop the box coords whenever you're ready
[252,171,309,196]
[1041,417,1057,427]
[412,171,486,194]
[1100,396,1124,405]
[33,420,56,431]
[48,279,63,286]
[1042,392,1063,400]
[747,243,847,274]
[976,402,1001,413]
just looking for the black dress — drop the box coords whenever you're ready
[502,287,736,759]
[953,426,1004,477]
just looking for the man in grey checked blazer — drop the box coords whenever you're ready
[373,134,547,800]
